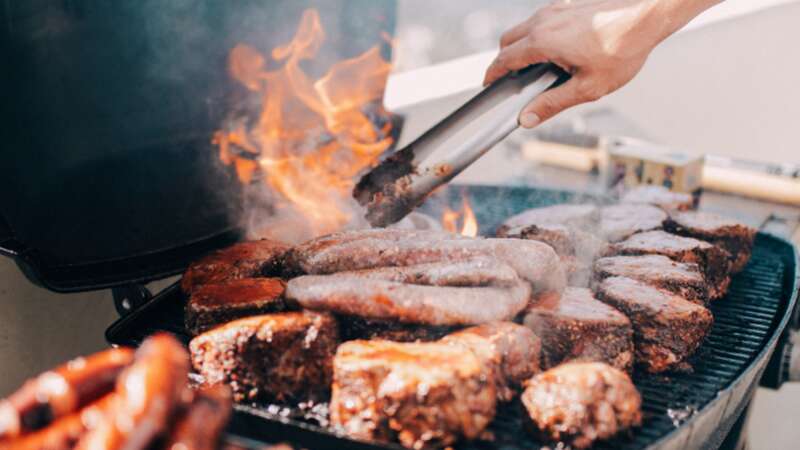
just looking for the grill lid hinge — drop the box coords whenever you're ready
[112,283,153,317]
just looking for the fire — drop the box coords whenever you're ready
[214,9,394,241]
[441,196,479,237]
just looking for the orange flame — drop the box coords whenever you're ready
[441,196,479,237]
[214,9,394,241]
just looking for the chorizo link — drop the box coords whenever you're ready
[0,348,133,440]
[163,385,232,450]
[75,333,190,450]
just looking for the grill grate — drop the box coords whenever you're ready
[105,186,797,450]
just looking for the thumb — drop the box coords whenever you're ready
[518,78,588,128]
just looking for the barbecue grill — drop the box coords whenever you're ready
[2,2,799,448]
[96,185,799,450]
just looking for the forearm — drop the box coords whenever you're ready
[648,0,724,44]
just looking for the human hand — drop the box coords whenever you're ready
[484,0,719,128]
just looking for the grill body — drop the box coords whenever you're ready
[106,185,799,450]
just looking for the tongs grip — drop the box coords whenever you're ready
[355,63,570,227]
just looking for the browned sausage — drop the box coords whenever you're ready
[75,333,190,450]
[163,385,232,450]
[0,394,115,450]
[0,348,134,440]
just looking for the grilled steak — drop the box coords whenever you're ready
[607,230,731,299]
[286,274,531,326]
[497,204,600,235]
[185,278,289,335]
[620,185,694,211]
[596,277,713,372]
[499,223,607,287]
[330,340,496,449]
[521,362,642,449]
[442,322,541,402]
[599,204,667,242]
[594,254,709,304]
[181,239,290,293]
[189,311,339,403]
[522,288,634,371]
[288,232,566,294]
[665,210,756,273]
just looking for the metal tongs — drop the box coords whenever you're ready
[353,63,571,227]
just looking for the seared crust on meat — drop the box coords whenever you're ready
[286,275,531,326]
[620,185,694,211]
[442,322,541,401]
[185,278,289,335]
[330,340,496,449]
[181,239,290,293]
[340,317,455,342]
[607,231,731,300]
[665,211,756,273]
[600,204,667,242]
[523,289,634,371]
[594,255,709,304]
[522,362,642,449]
[189,311,339,403]
[596,277,713,372]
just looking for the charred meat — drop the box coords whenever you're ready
[189,311,339,403]
[620,185,694,211]
[521,362,642,449]
[594,254,709,304]
[599,204,667,242]
[442,322,541,402]
[181,239,290,293]
[522,288,634,371]
[596,277,713,373]
[185,278,289,335]
[607,230,731,299]
[330,340,496,449]
[665,210,756,273]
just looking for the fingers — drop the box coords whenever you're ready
[483,37,548,86]
[518,78,592,128]
[499,17,533,49]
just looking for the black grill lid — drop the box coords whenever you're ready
[0,0,396,292]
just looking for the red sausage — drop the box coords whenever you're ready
[75,334,190,450]
[164,384,232,450]
[0,348,134,440]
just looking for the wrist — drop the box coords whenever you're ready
[647,0,723,43]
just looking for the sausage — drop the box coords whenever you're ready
[286,275,531,325]
[75,334,190,450]
[0,348,134,440]
[0,395,115,450]
[294,236,566,294]
[163,385,232,450]
[337,258,521,287]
